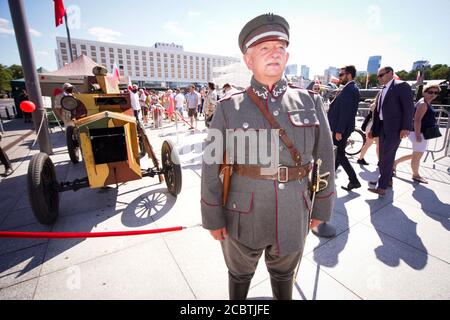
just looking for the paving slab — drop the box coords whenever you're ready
[361,201,450,263]
[34,237,195,300]
[162,227,229,300]
[0,243,46,289]
[307,223,450,299]
[249,258,361,300]
[395,180,450,218]
[0,277,38,300]
[40,207,166,275]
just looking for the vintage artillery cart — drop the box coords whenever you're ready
[28,66,182,225]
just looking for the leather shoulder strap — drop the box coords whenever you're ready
[246,87,302,166]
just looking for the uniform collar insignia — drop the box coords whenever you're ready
[251,77,288,100]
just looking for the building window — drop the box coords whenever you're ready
[118,49,122,54]
[134,50,138,55]
[100,47,105,52]
[60,42,66,48]
[126,49,130,54]
[81,45,86,50]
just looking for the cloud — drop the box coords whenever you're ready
[37,51,49,56]
[29,28,42,37]
[0,18,43,37]
[88,27,122,42]
[163,21,192,38]
[0,18,15,35]
[188,11,202,17]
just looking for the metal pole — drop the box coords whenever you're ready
[8,0,53,155]
[64,12,74,62]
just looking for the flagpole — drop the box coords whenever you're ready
[64,12,74,62]
[8,0,53,154]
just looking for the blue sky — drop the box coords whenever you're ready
[1,0,449,77]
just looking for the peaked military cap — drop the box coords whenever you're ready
[238,13,290,54]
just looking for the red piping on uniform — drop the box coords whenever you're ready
[316,191,335,200]
[274,180,280,256]
[201,198,221,207]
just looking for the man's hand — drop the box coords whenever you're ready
[310,219,322,229]
[400,130,409,139]
[335,132,342,141]
[209,228,228,241]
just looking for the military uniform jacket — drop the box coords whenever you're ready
[201,77,336,256]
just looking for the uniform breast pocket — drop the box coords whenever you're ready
[288,110,319,155]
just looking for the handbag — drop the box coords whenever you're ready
[423,126,442,140]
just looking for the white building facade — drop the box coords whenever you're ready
[55,37,240,88]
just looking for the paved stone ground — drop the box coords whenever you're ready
[0,114,449,300]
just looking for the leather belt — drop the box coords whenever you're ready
[233,164,311,183]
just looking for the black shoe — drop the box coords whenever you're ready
[341,181,361,191]
[357,158,369,165]
[3,167,13,176]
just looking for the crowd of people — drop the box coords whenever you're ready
[124,82,239,130]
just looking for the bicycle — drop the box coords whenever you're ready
[345,127,366,156]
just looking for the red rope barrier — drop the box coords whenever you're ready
[0,226,184,239]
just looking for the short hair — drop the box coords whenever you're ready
[341,65,356,78]
[381,66,394,74]
[423,84,441,93]
[223,83,231,89]
[208,82,215,90]
[190,84,196,89]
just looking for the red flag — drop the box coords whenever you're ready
[112,62,120,81]
[393,73,400,80]
[54,0,66,27]
[330,75,339,84]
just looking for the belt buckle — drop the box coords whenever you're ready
[277,166,289,183]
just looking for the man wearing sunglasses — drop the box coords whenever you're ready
[327,65,361,191]
[368,66,414,195]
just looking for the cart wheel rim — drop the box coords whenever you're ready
[42,161,58,210]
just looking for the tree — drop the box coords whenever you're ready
[396,70,409,80]
[0,64,13,94]
[8,64,24,80]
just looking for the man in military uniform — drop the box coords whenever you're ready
[201,13,335,300]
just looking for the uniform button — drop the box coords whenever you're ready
[273,110,279,116]
[278,183,285,190]
[279,146,284,151]
[304,118,310,124]
[235,105,240,111]
[243,122,249,129]
[232,203,237,209]
[271,98,276,102]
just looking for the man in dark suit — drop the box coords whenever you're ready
[368,66,414,195]
[327,65,361,191]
